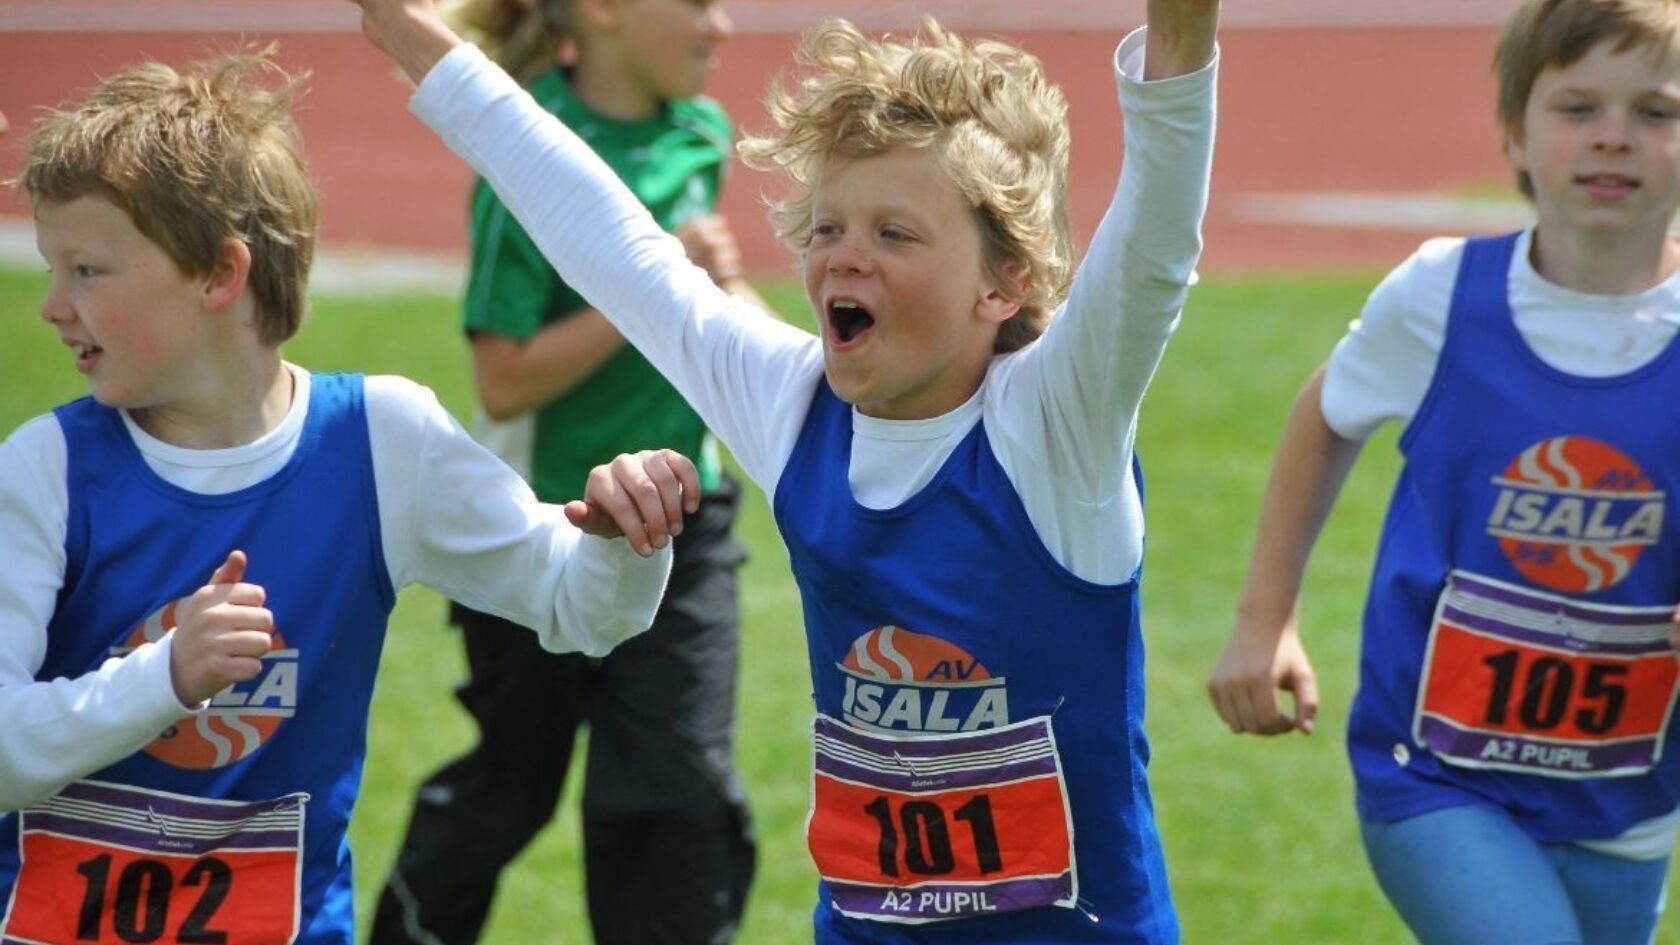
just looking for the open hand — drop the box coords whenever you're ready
[565,449,701,556]
[168,551,275,706]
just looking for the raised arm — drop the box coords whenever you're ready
[1206,366,1363,736]
[984,8,1217,584]
[348,0,820,493]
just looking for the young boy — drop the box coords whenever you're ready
[0,50,693,945]
[368,1,758,943]
[1207,0,1680,941]
[351,0,1218,941]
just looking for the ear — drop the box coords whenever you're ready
[974,260,1028,327]
[576,0,622,32]
[1503,127,1528,176]
[201,238,252,314]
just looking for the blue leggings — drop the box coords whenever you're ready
[1361,805,1670,945]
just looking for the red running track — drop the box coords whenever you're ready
[0,8,1514,274]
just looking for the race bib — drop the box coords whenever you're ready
[807,714,1076,924]
[1413,570,1680,778]
[2,781,307,945]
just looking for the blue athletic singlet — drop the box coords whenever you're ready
[773,381,1174,944]
[0,373,395,945]
[1349,233,1680,841]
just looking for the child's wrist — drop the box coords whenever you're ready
[1232,591,1297,633]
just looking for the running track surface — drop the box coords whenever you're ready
[0,1,1523,275]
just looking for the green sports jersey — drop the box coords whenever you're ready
[463,67,729,501]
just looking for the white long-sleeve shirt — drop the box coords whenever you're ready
[0,366,671,810]
[410,27,1217,587]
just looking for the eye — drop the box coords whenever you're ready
[1641,102,1679,121]
[1556,102,1594,117]
[879,227,914,243]
[72,264,97,279]
[811,221,840,240]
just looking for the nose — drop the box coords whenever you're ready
[39,277,69,326]
[825,234,875,276]
[39,277,73,326]
[1591,110,1634,152]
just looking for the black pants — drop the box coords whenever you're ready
[369,476,755,945]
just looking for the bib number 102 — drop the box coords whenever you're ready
[74,853,231,945]
[862,794,1002,877]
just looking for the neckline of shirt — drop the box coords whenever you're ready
[119,364,311,469]
[1513,228,1680,324]
[849,384,984,443]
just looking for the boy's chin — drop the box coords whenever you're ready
[821,368,866,405]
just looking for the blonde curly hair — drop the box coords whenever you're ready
[740,18,1072,353]
[20,48,316,346]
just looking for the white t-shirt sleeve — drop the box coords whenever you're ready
[365,376,671,655]
[0,416,191,812]
[409,44,823,493]
[1321,237,1462,440]
[984,27,1218,582]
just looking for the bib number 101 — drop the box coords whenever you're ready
[862,794,1002,877]
[74,853,231,945]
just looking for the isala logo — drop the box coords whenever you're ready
[838,625,1008,733]
[111,597,299,769]
[1485,435,1665,593]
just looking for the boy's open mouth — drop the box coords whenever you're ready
[828,299,876,345]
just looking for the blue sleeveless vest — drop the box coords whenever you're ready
[1349,234,1680,840]
[774,382,1175,944]
[0,374,394,945]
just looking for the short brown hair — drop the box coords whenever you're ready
[20,49,317,346]
[1496,0,1680,196]
[740,18,1072,354]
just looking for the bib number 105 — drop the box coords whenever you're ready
[1481,651,1627,734]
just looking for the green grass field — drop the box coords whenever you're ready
[3,262,1676,944]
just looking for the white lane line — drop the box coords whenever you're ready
[0,0,1521,34]
[0,216,465,297]
[1231,193,1534,233]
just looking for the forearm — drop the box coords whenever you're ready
[391,385,672,652]
[1019,28,1216,497]
[534,532,671,655]
[0,427,188,810]
[472,309,626,420]
[0,642,189,811]
[1235,366,1364,634]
